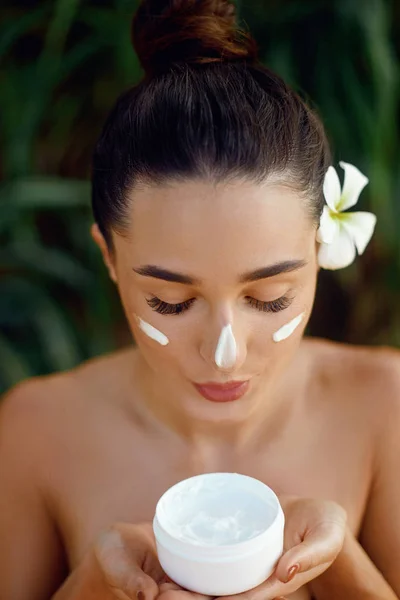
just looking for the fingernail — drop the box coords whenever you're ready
[285,563,300,583]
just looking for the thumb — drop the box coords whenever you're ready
[274,521,344,583]
[95,527,160,600]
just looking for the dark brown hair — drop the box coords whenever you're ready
[91,0,331,246]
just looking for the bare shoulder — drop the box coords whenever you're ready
[303,336,400,423]
[0,346,137,461]
[0,353,138,599]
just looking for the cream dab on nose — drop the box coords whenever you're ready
[136,316,169,346]
[215,324,237,369]
[272,312,305,343]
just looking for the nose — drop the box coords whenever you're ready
[200,320,247,373]
[215,324,236,369]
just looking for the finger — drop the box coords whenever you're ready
[159,580,214,600]
[127,525,165,583]
[95,527,160,600]
[104,556,159,600]
[118,522,166,585]
[215,512,346,600]
[217,573,283,600]
[219,561,331,600]
[275,519,345,583]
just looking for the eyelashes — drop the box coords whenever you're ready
[146,295,293,316]
[146,296,196,315]
[245,295,293,313]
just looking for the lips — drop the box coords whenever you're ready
[194,380,250,403]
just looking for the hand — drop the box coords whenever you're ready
[56,497,346,600]
[53,521,209,600]
[309,525,398,600]
[91,522,212,600]
[220,496,347,600]
[92,497,346,600]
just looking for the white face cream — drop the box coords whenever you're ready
[215,324,237,369]
[159,475,270,546]
[136,316,169,346]
[272,312,305,343]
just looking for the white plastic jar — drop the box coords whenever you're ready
[153,472,285,596]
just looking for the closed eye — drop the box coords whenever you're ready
[146,294,293,315]
[146,296,196,315]
[246,295,293,313]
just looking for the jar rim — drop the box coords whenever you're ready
[154,473,284,559]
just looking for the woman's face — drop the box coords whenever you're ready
[96,179,319,421]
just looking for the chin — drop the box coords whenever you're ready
[184,392,257,424]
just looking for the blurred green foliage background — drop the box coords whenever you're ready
[0,0,399,394]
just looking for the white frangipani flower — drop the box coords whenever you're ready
[317,161,377,270]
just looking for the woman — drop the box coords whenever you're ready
[1,1,399,599]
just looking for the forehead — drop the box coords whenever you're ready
[124,179,314,276]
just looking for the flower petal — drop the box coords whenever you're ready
[340,211,377,255]
[317,206,339,244]
[317,225,356,270]
[323,166,342,212]
[338,161,369,211]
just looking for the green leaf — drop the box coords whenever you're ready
[1,242,93,290]
[0,6,48,60]
[32,297,82,372]
[0,278,82,372]
[0,333,32,392]
[7,0,82,176]
[0,177,90,209]
[60,38,103,79]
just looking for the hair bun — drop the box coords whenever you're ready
[132,0,258,76]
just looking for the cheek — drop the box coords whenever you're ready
[248,315,301,353]
[272,312,306,343]
[136,316,169,345]
[248,290,315,357]
[130,312,200,373]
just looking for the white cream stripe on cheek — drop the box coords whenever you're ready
[272,312,305,343]
[215,324,237,368]
[136,316,169,346]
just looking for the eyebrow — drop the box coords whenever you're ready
[239,260,308,283]
[133,260,307,285]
